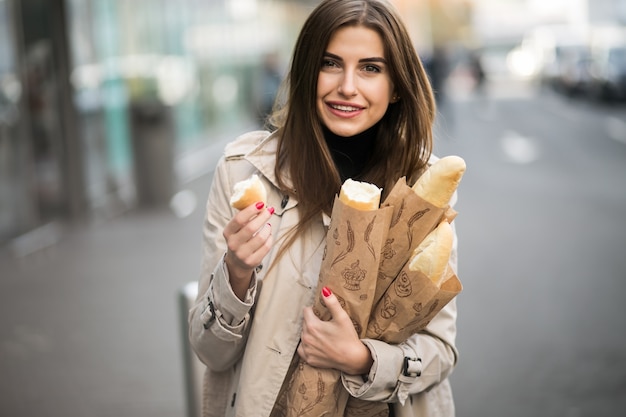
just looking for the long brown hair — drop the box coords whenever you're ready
[270,0,435,252]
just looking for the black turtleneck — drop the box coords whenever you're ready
[323,124,378,182]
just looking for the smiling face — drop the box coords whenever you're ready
[316,25,395,138]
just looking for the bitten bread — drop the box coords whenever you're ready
[412,156,466,208]
[338,178,382,211]
[230,174,267,210]
[407,220,453,287]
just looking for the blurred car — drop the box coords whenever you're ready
[588,45,626,101]
[512,25,590,89]
[554,46,593,96]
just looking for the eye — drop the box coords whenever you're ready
[321,58,339,68]
[363,64,382,73]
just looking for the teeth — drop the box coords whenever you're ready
[331,104,359,112]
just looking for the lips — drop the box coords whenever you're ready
[330,103,362,112]
[326,101,364,117]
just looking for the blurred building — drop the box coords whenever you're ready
[472,0,626,44]
[6,0,619,248]
[0,0,319,246]
[0,0,471,248]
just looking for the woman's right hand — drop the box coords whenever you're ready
[223,202,274,300]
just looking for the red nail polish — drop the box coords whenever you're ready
[322,287,332,298]
[268,207,275,215]
[255,202,265,210]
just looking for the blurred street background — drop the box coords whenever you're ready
[1,1,625,417]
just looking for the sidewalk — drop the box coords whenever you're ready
[0,173,212,417]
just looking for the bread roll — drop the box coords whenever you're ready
[412,156,466,208]
[407,220,453,287]
[230,174,267,210]
[339,178,381,211]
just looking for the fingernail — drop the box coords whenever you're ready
[322,287,332,298]
[268,206,275,215]
[266,223,271,228]
[255,202,265,210]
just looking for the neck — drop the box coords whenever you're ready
[323,124,378,182]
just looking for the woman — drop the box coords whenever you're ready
[188,1,459,416]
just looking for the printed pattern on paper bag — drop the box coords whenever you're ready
[380,294,396,319]
[380,238,396,269]
[342,260,366,291]
[330,220,355,268]
[406,207,430,248]
[394,271,412,297]
[344,397,389,416]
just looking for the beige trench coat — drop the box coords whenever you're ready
[188,130,460,417]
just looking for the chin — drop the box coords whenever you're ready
[325,123,367,138]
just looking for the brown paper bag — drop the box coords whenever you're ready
[281,180,462,416]
[344,177,463,416]
[344,268,461,416]
[367,265,462,344]
[313,197,394,332]
[344,398,389,416]
[279,196,393,417]
[374,178,447,307]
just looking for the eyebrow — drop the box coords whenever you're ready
[324,52,387,64]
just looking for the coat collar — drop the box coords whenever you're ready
[243,131,290,191]
[241,130,331,226]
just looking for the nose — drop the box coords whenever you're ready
[338,71,357,97]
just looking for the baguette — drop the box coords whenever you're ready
[338,178,381,211]
[412,156,466,208]
[230,174,267,210]
[407,220,453,287]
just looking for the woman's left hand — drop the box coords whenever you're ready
[297,287,373,376]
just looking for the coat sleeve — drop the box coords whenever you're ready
[341,193,460,405]
[188,155,258,372]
